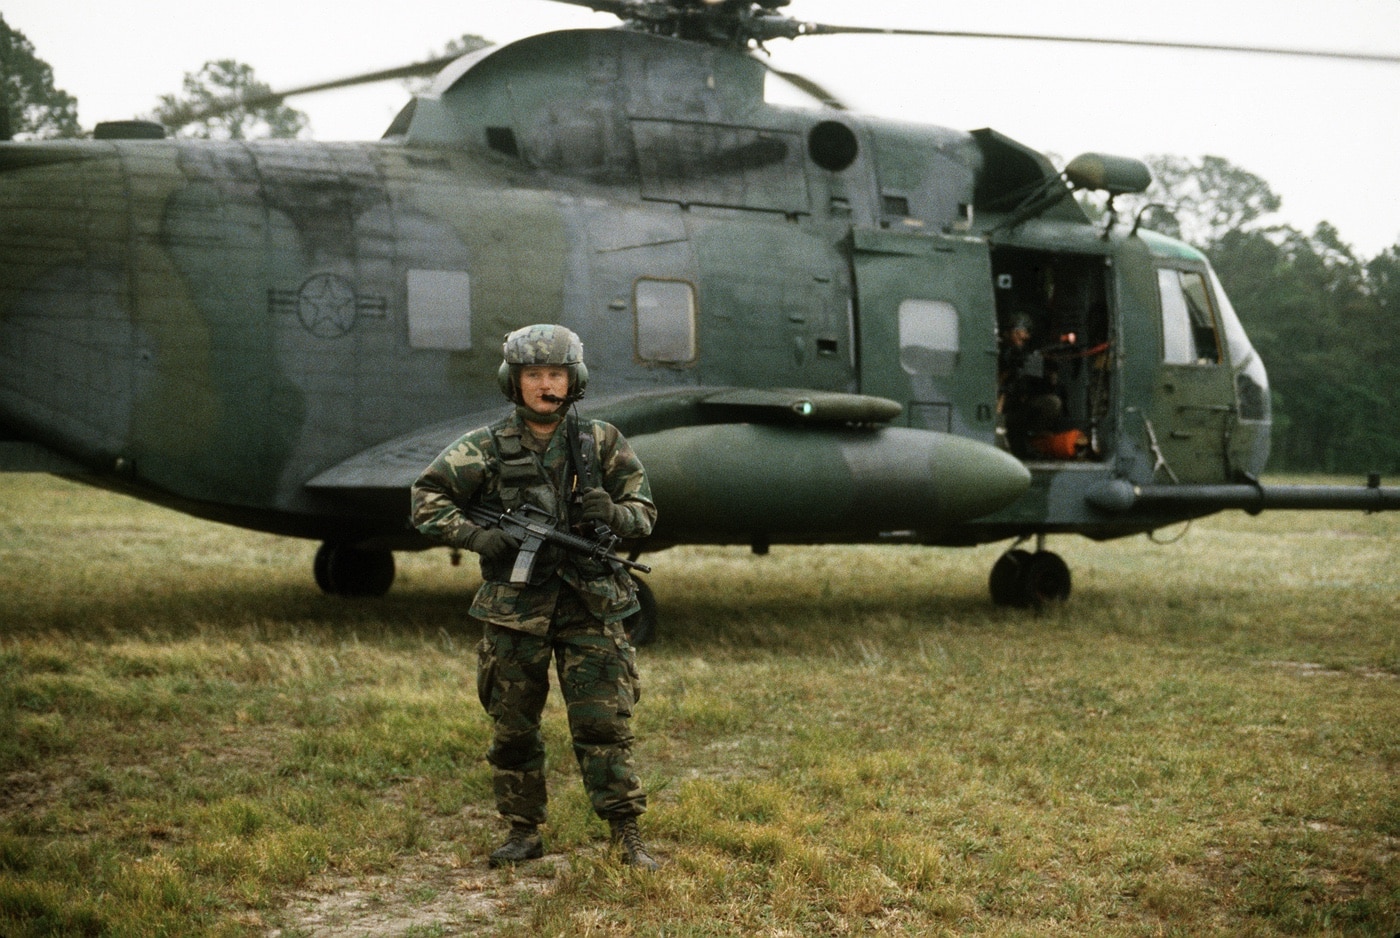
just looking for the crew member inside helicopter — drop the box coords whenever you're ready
[998,311,1071,458]
[995,259,1099,460]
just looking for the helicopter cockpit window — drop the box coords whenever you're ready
[1158,268,1221,365]
[898,299,959,377]
[631,120,808,215]
[635,278,697,364]
[1210,266,1271,421]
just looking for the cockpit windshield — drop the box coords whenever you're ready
[1209,266,1271,422]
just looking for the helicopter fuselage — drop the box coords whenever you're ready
[0,28,1281,564]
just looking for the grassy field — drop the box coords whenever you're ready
[1,473,1397,937]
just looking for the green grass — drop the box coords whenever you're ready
[1,473,1397,936]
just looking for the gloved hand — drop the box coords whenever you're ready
[579,487,627,530]
[465,525,520,562]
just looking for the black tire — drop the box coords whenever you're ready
[313,542,335,594]
[314,542,396,597]
[623,576,658,646]
[1022,551,1071,607]
[989,548,1032,607]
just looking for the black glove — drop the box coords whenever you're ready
[465,526,520,562]
[579,487,627,530]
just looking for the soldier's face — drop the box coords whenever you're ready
[519,365,570,413]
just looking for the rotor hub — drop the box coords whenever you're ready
[595,0,807,48]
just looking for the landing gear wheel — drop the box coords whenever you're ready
[1021,551,1071,607]
[314,542,396,597]
[988,549,1071,608]
[989,549,1032,606]
[623,576,658,647]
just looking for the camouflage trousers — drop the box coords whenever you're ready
[476,588,646,827]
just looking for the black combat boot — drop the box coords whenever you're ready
[488,823,543,868]
[609,816,660,871]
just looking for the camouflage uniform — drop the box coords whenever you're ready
[411,408,656,826]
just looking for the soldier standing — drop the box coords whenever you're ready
[411,324,660,870]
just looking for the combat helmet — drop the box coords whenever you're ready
[497,324,589,403]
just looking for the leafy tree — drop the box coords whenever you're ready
[151,59,307,140]
[1210,223,1397,472]
[0,13,80,139]
[1366,242,1400,317]
[1133,154,1283,246]
[441,33,492,58]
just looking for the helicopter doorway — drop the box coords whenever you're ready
[989,247,1114,462]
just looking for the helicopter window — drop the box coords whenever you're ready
[635,278,697,364]
[898,299,958,377]
[1209,267,1271,421]
[632,120,808,215]
[1158,268,1220,365]
[808,121,859,173]
[406,270,472,351]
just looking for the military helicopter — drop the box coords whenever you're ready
[2,0,1397,642]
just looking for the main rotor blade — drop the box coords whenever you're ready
[798,23,1400,67]
[762,64,848,110]
[246,54,462,105]
[545,0,632,14]
[158,54,462,128]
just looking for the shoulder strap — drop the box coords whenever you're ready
[566,411,599,492]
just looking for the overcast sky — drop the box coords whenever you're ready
[8,0,1400,257]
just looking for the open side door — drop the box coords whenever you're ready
[851,229,998,442]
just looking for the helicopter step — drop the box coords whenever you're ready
[989,537,1072,608]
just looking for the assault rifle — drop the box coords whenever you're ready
[467,503,652,586]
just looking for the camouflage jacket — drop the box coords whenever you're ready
[411,410,656,635]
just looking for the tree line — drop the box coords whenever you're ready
[4,14,1396,474]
